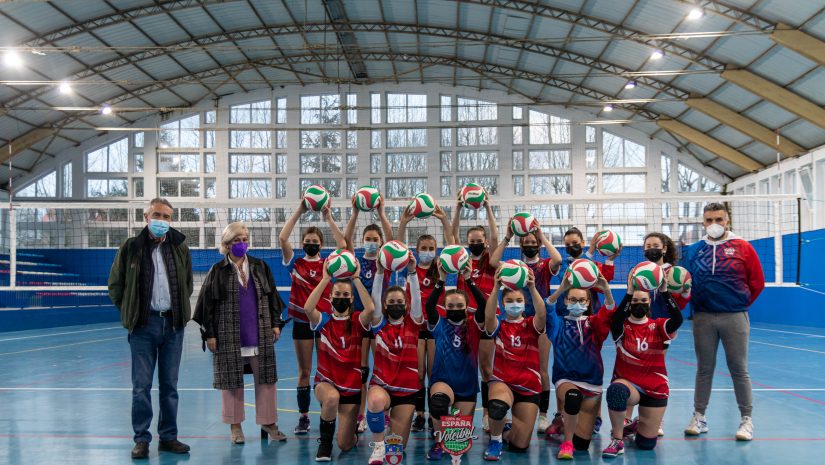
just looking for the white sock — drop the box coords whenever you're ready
[491,434,502,442]
[374,440,384,447]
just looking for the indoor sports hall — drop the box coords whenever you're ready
[1,1,824,464]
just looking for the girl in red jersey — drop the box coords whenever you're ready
[482,266,546,461]
[601,275,684,458]
[451,193,499,431]
[304,261,375,462]
[365,255,424,465]
[278,200,346,435]
[397,206,455,433]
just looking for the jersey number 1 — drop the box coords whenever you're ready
[394,336,403,349]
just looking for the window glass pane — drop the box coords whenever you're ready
[585,126,596,144]
[661,154,671,193]
[62,163,72,197]
[231,154,271,173]
[134,153,144,173]
[385,178,427,198]
[513,106,523,120]
[585,174,597,194]
[204,130,215,149]
[603,174,646,193]
[299,178,342,197]
[441,128,452,147]
[512,151,523,171]
[346,154,357,174]
[276,178,287,199]
[513,175,524,196]
[457,127,497,146]
[346,178,358,197]
[109,138,128,172]
[230,105,250,124]
[302,94,340,124]
[586,148,597,169]
[440,152,452,172]
[205,110,216,124]
[370,153,381,174]
[529,175,571,195]
[16,171,56,198]
[457,151,498,171]
[529,110,549,144]
[441,95,451,121]
[133,178,144,198]
[387,129,427,148]
[347,131,357,149]
[387,93,406,124]
[159,120,179,148]
[386,153,427,174]
[230,130,271,148]
[513,126,523,145]
[300,154,341,174]
[205,178,216,199]
[371,93,381,124]
[441,177,452,197]
[528,150,570,169]
[456,176,498,195]
[230,179,271,198]
[205,153,215,173]
[276,97,287,124]
[180,179,200,197]
[371,130,382,149]
[276,154,287,174]
[550,115,571,144]
[134,132,145,148]
[624,139,646,167]
[347,94,357,124]
[457,97,497,121]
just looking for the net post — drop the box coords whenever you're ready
[797,196,802,286]
[9,208,16,288]
[773,200,783,284]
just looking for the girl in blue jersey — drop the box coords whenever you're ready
[423,262,487,460]
[544,271,615,460]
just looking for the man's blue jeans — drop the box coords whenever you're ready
[129,313,185,443]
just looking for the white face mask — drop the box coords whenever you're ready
[566,302,588,317]
[418,251,436,264]
[706,223,725,240]
[504,302,525,318]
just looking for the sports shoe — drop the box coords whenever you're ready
[368,441,385,465]
[658,419,665,437]
[735,416,753,441]
[593,416,603,435]
[357,415,367,434]
[411,414,426,432]
[545,413,564,437]
[316,439,332,462]
[684,412,708,436]
[427,442,444,461]
[483,439,503,461]
[602,438,624,458]
[536,415,551,434]
[623,417,638,439]
[482,414,490,433]
[557,440,574,460]
[294,415,311,435]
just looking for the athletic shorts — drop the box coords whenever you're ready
[512,390,540,406]
[362,331,375,340]
[314,385,363,405]
[453,393,478,404]
[638,392,668,408]
[479,332,492,341]
[389,393,418,408]
[418,328,433,340]
[292,321,319,340]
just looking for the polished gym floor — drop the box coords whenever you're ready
[1,319,824,465]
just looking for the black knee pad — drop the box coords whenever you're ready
[635,433,658,450]
[429,393,451,419]
[572,434,591,451]
[487,399,510,421]
[507,443,529,453]
[606,383,630,412]
[563,389,583,415]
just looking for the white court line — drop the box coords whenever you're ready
[2,387,825,392]
[750,327,825,338]
[0,336,122,356]
[750,340,825,355]
[800,286,825,297]
[0,326,121,342]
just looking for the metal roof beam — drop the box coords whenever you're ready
[721,68,825,131]
[658,119,764,172]
[770,23,825,67]
[0,129,57,165]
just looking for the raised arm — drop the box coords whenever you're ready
[406,253,423,324]
[304,267,332,327]
[371,260,386,327]
[662,291,684,334]
[396,207,415,247]
[343,197,361,252]
[451,195,462,245]
[278,199,307,263]
[610,293,633,342]
[527,269,546,333]
[354,265,377,328]
[535,226,562,274]
[433,205,455,245]
[484,196,499,246]
[484,270,502,335]
[377,196,394,242]
[489,218,513,269]
[323,203,347,250]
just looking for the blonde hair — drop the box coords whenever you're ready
[219,221,250,255]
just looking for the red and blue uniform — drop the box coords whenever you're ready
[429,317,484,398]
[401,265,441,318]
[489,315,545,395]
[613,318,673,399]
[458,256,496,311]
[370,314,422,394]
[546,304,615,393]
[523,257,557,317]
[284,256,330,323]
[682,233,764,314]
[311,312,368,394]
[554,257,614,316]
[354,255,391,312]
[650,264,691,319]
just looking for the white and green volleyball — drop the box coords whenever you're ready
[459,183,487,210]
[499,259,529,291]
[325,249,358,279]
[379,240,411,272]
[407,192,437,219]
[353,185,381,212]
[567,258,600,289]
[438,245,470,274]
[632,261,665,291]
[509,212,539,237]
[303,184,330,212]
[595,229,622,257]
[667,265,692,293]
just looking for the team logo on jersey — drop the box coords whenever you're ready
[384,433,404,465]
[310,270,317,277]
[649,323,656,330]
[724,247,736,256]
[437,415,476,460]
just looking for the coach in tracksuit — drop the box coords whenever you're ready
[682,202,764,441]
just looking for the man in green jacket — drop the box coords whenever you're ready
[108,197,193,459]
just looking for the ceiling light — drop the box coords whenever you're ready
[58,81,72,94]
[650,50,664,60]
[100,104,112,115]
[687,8,704,20]
[31,49,46,56]
[603,104,614,112]
[624,81,637,89]
[3,50,22,68]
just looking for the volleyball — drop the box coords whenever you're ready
[667,265,692,293]
[499,259,529,291]
[438,245,470,274]
[353,185,381,212]
[407,192,437,219]
[567,259,600,289]
[303,184,329,211]
[595,229,622,256]
[459,183,487,210]
[325,249,358,279]
[632,261,665,291]
[379,240,411,272]
[509,212,539,237]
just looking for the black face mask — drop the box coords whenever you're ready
[386,304,406,321]
[565,244,583,258]
[522,246,539,259]
[644,249,664,263]
[468,243,486,257]
[331,298,351,314]
[630,303,650,319]
[446,310,466,323]
[303,243,321,257]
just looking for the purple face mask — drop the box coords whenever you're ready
[230,242,249,258]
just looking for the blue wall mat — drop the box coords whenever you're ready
[0,306,120,332]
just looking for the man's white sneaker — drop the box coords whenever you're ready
[735,416,753,441]
[684,412,708,436]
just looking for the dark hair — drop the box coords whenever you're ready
[519,232,538,246]
[445,289,472,349]
[382,285,407,318]
[362,224,383,242]
[644,232,679,265]
[501,287,523,301]
[564,227,584,241]
[466,226,487,240]
[302,226,324,245]
[331,279,354,331]
[466,226,491,270]
[417,234,440,282]
[703,202,728,214]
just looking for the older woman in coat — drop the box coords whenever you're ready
[194,222,287,444]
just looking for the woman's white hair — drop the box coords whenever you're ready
[219,221,249,255]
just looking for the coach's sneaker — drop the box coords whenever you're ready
[368,441,385,465]
[602,438,624,458]
[735,416,753,441]
[357,415,367,434]
[537,414,551,434]
[411,414,426,432]
[482,414,490,433]
[294,414,311,435]
[483,439,503,461]
[684,412,708,436]
[427,442,444,461]
[557,440,574,460]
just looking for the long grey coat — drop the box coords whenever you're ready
[193,255,284,390]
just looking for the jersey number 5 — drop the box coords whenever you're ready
[452,334,462,348]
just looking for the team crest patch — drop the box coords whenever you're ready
[437,415,477,464]
[724,247,736,256]
[384,433,404,465]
